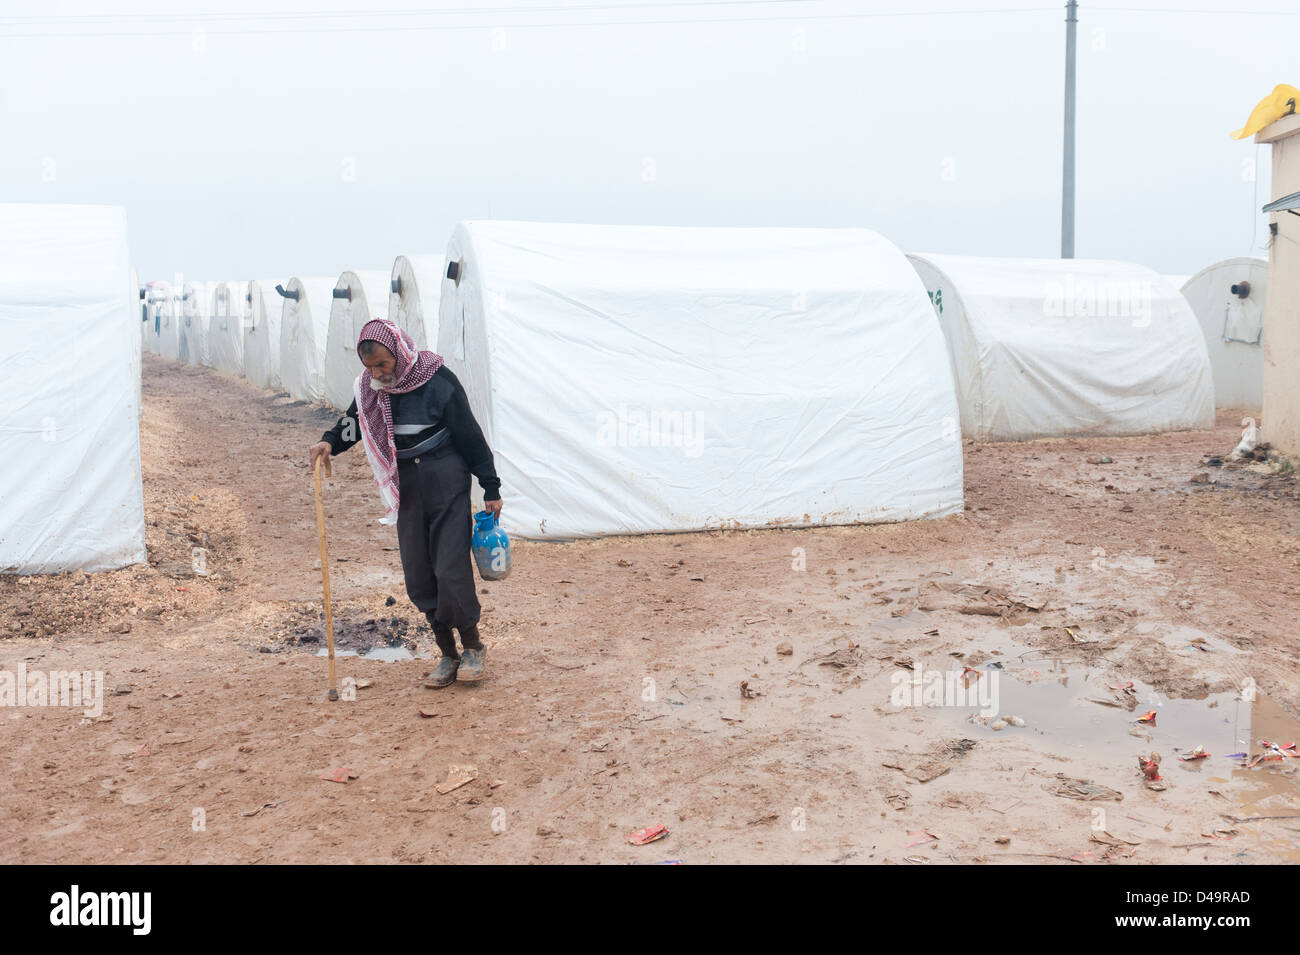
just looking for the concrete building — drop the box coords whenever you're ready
[1257,113,1300,459]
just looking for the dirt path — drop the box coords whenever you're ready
[2,356,1298,864]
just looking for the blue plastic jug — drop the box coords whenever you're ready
[471,510,511,581]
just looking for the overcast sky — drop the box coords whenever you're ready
[1,0,1292,283]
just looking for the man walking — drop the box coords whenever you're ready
[309,318,502,687]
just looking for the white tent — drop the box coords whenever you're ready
[132,268,147,352]
[908,253,1215,442]
[438,220,964,539]
[1180,257,1268,409]
[207,281,245,376]
[324,269,389,411]
[278,276,337,404]
[389,254,441,349]
[178,281,208,366]
[0,204,146,573]
[143,281,178,358]
[244,277,284,391]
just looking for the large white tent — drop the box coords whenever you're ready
[1179,257,1268,409]
[438,220,964,539]
[278,276,337,404]
[0,204,146,573]
[389,254,440,349]
[178,281,208,366]
[207,281,245,376]
[324,269,389,411]
[908,254,1215,442]
[244,277,284,391]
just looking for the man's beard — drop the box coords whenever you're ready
[369,375,397,390]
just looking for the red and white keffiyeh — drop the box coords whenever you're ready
[354,319,444,523]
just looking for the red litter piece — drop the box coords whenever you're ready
[627,824,669,845]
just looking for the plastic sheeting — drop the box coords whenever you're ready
[389,254,440,350]
[179,281,207,366]
[1181,257,1268,409]
[244,278,283,390]
[279,276,337,404]
[0,204,146,573]
[908,253,1215,442]
[324,269,389,411]
[438,220,964,539]
[143,281,178,358]
[1231,84,1300,140]
[207,281,245,376]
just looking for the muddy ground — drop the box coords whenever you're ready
[1,355,1298,864]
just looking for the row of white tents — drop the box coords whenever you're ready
[139,256,442,413]
[1,202,1272,571]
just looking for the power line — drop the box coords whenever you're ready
[0,1,815,25]
[0,6,1062,39]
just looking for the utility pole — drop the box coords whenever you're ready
[1062,0,1078,258]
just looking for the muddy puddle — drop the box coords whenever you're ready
[267,614,431,661]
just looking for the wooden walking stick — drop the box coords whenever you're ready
[313,455,339,701]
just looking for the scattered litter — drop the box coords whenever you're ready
[1091,831,1141,847]
[904,830,938,848]
[902,855,929,864]
[417,707,438,718]
[354,678,373,689]
[1201,828,1238,840]
[627,824,669,846]
[1178,746,1209,762]
[1086,456,1114,465]
[1135,710,1157,726]
[738,680,759,699]
[885,738,978,784]
[321,767,359,783]
[242,801,281,817]
[992,798,1025,814]
[994,836,1011,845]
[990,719,1008,731]
[1138,753,1162,780]
[435,764,478,794]
[1049,775,1123,802]
[1005,715,1026,727]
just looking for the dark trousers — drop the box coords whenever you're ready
[395,447,480,634]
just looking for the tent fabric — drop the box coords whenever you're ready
[279,276,337,404]
[207,281,245,376]
[389,254,441,350]
[324,269,390,411]
[0,203,146,573]
[130,267,143,413]
[143,281,178,358]
[438,220,964,539]
[244,278,284,391]
[1231,84,1300,140]
[908,253,1215,442]
[1180,257,1268,409]
[179,281,208,366]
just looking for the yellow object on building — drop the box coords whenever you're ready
[1231,84,1300,140]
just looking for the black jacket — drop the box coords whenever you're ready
[320,365,502,501]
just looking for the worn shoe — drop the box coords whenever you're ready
[423,655,459,689]
[457,646,486,682]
